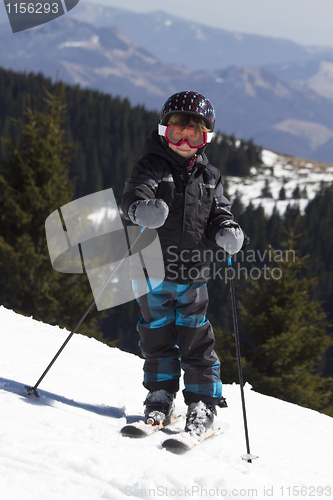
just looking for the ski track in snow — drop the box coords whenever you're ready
[0,305,332,499]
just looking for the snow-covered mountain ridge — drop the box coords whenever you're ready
[69,3,333,72]
[0,305,332,499]
[1,10,333,161]
[226,149,333,215]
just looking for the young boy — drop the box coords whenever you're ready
[121,90,245,435]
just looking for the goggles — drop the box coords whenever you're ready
[158,124,213,149]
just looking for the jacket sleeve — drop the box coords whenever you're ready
[121,155,160,219]
[206,171,234,244]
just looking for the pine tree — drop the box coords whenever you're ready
[279,186,286,200]
[0,85,105,339]
[239,227,333,416]
[261,179,273,198]
[292,185,301,199]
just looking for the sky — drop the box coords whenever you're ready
[81,0,333,48]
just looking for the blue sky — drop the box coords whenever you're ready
[81,0,333,48]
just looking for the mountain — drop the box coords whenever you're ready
[1,305,332,498]
[68,3,333,104]
[0,17,185,106]
[265,59,333,101]
[69,2,333,72]
[208,66,333,162]
[2,13,333,161]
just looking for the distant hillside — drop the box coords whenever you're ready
[208,66,333,162]
[226,148,333,216]
[265,59,333,101]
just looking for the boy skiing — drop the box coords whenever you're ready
[121,90,245,435]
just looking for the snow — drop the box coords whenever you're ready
[1,305,332,499]
[58,36,100,50]
[226,149,333,216]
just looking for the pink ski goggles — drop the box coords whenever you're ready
[158,124,213,149]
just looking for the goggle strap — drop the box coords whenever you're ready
[206,132,213,143]
[158,124,213,144]
[158,124,167,137]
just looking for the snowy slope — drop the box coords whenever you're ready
[0,306,332,500]
[227,149,333,216]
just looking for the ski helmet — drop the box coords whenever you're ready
[159,91,215,132]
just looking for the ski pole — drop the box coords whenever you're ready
[227,255,257,463]
[25,226,146,398]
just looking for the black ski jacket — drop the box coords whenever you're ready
[121,130,233,283]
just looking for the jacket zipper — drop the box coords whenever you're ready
[198,182,203,209]
[178,159,199,252]
[179,167,187,251]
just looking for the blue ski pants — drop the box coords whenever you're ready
[132,279,223,405]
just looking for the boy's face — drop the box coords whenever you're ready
[165,118,205,159]
[168,142,198,158]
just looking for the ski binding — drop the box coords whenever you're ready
[121,413,182,438]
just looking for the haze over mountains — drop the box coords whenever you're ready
[1,2,333,162]
[70,3,333,72]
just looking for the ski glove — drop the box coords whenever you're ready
[215,220,245,255]
[129,199,169,229]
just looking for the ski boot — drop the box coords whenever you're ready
[185,401,217,436]
[144,389,175,425]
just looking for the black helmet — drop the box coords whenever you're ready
[159,90,215,132]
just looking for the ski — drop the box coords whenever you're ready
[121,413,183,438]
[162,423,229,454]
